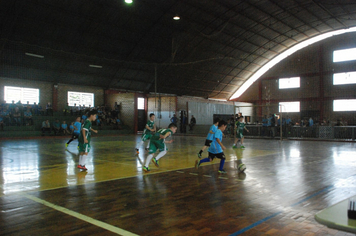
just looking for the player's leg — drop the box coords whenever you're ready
[195,152,213,169]
[143,141,157,172]
[136,134,147,154]
[240,136,245,148]
[198,140,211,158]
[152,142,167,167]
[217,153,227,174]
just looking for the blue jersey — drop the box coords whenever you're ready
[208,129,223,154]
[206,124,218,141]
[73,121,82,134]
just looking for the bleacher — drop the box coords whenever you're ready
[0,112,133,138]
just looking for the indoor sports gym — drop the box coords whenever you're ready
[0,1,356,235]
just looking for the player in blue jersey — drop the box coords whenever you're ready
[195,120,228,174]
[197,117,220,158]
[66,117,82,148]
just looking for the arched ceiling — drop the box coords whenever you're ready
[1,0,356,100]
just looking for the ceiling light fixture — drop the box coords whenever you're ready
[173,15,180,20]
[25,53,44,58]
[125,0,133,4]
[89,64,102,68]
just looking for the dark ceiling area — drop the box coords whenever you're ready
[1,0,356,100]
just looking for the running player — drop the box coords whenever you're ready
[142,123,177,172]
[66,117,82,149]
[77,110,98,171]
[136,113,156,154]
[195,120,228,174]
[233,116,249,149]
[197,117,220,158]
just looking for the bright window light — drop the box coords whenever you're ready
[4,86,39,104]
[333,99,356,111]
[333,48,356,62]
[230,27,356,100]
[137,97,144,110]
[68,91,94,107]
[279,77,300,89]
[333,71,356,85]
[279,102,300,112]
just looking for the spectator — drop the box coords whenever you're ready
[46,102,53,116]
[53,119,60,135]
[0,116,3,131]
[262,115,268,136]
[24,108,33,126]
[71,103,77,115]
[78,105,82,116]
[63,103,70,116]
[69,122,74,134]
[269,114,276,138]
[61,121,70,135]
[171,114,178,126]
[2,107,11,126]
[25,101,31,112]
[41,119,51,136]
[189,115,196,131]
[9,100,16,113]
[309,117,314,127]
[12,107,22,126]
[115,116,122,129]
[33,102,39,116]
[38,103,43,115]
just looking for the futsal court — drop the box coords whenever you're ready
[0,134,355,236]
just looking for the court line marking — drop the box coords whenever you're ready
[229,185,334,236]
[21,192,139,236]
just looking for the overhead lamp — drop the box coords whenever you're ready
[89,64,102,68]
[125,0,133,4]
[25,53,44,58]
[173,15,180,21]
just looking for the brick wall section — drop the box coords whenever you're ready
[106,92,135,130]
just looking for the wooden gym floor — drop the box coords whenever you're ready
[0,134,355,236]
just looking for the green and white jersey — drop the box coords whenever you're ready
[144,120,155,134]
[78,119,92,143]
[151,128,173,143]
[236,121,245,133]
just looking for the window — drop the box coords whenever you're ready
[4,86,39,104]
[279,77,300,89]
[279,102,300,112]
[333,71,356,85]
[137,97,144,110]
[333,99,356,111]
[68,91,94,107]
[333,47,356,62]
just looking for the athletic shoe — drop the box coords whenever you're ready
[81,165,87,171]
[240,145,245,149]
[152,158,159,167]
[77,165,81,169]
[65,143,68,148]
[197,153,202,159]
[218,169,227,174]
[135,148,139,154]
[232,145,238,149]
[143,166,150,172]
[195,159,200,169]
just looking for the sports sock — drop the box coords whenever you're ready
[67,139,73,144]
[146,142,150,149]
[82,155,87,166]
[199,150,203,155]
[79,155,83,165]
[219,158,225,170]
[145,154,154,167]
[199,157,210,164]
[155,150,167,161]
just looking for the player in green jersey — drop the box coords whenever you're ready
[136,113,156,154]
[142,123,177,172]
[233,116,249,149]
[77,109,98,171]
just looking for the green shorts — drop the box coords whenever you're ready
[141,132,152,142]
[148,140,167,154]
[237,132,244,139]
[78,142,91,153]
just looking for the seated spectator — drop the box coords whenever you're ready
[0,116,4,131]
[32,102,39,116]
[41,120,51,136]
[61,121,70,135]
[12,107,22,126]
[24,108,33,126]
[69,122,74,134]
[115,117,122,130]
[82,113,87,121]
[63,103,70,116]
[25,101,32,112]
[53,119,60,135]
[46,102,53,116]
[38,103,43,115]
[95,115,101,127]
[1,107,11,126]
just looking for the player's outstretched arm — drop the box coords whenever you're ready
[216,138,226,150]
[90,127,98,133]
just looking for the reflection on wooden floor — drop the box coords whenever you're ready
[0,135,356,235]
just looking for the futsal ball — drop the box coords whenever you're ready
[238,163,246,172]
